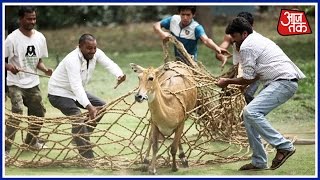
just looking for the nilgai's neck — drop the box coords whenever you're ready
[148,78,166,115]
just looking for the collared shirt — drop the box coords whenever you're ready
[232,43,244,78]
[233,31,257,78]
[48,47,124,108]
[5,29,48,88]
[160,15,206,60]
[239,32,305,85]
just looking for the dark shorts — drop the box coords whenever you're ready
[8,85,46,116]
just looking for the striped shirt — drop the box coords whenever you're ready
[239,32,305,85]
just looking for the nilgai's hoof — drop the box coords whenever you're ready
[148,170,157,175]
[140,164,148,172]
[143,158,150,164]
[171,166,178,172]
[181,160,189,168]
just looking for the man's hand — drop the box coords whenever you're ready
[216,78,230,88]
[161,32,171,41]
[216,53,229,68]
[220,48,232,57]
[114,74,126,89]
[216,48,232,68]
[6,64,19,74]
[86,104,98,120]
[44,68,53,76]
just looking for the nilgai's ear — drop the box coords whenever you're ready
[154,66,162,76]
[130,63,145,73]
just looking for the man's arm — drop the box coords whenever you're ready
[153,21,171,41]
[200,34,221,54]
[219,34,233,50]
[200,35,231,59]
[5,57,19,74]
[37,58,53,76]
[63,57,94,118]
[114,74,126,89]
[86,104,98,120]
[216,35,233,67]
[5,37,20,74]
[96,49,126,88]
[216,77,256,88]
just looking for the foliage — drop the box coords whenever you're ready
[5,6,171,29]
[257,5,315,16]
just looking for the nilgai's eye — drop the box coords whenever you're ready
[148,77,154,81]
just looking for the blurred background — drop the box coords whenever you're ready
[5,5,315,33]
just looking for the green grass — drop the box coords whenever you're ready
[4,14,316,176]
[4,144,316,176]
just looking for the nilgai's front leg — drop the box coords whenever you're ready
[141,126,153,172]
[170,123,185,172]
[178,141,188,168]
[149,124,159,175]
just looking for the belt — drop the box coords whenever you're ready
[276,78,298,82]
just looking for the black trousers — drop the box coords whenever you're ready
[48,92,105,159]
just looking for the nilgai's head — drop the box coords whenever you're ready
[130,63,159,103]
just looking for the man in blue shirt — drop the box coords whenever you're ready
[153,6,228,65]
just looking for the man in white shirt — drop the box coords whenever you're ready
[217,17,305,170]
[5,6,53,155]
[5,20,19,101]
[216,12,260,104]
[48,34,126,159]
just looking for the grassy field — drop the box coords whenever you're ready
[4,13,316,177]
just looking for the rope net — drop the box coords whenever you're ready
[5,36,251,170]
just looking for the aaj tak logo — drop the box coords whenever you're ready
[277,9,312,36]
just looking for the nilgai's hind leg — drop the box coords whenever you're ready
[149,124,159,175]
[170,123,185,172]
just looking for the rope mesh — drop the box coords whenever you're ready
[5,36,252,170]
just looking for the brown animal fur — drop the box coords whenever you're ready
[130,61,197,174]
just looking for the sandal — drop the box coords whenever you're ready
[270,148,296,170]
[239,163,266,171]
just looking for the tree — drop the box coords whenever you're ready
[195,6,213,38]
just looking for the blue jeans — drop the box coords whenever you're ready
[244,80,260,104]
[242,80,298,168]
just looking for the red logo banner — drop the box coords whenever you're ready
[277,9,312,36]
